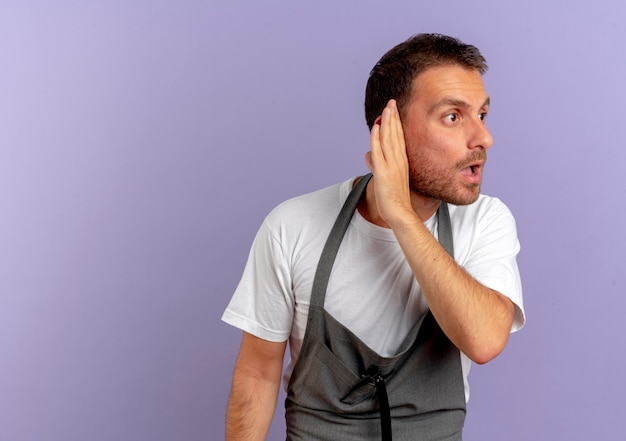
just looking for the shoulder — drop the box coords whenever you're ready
[447,194,520,261]
[263,178,354,235]
[448,194,517,229]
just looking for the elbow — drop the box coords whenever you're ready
[469,292,516,364]
[466,331,510,365]
[466,346,504,364]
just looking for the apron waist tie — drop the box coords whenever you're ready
[344,365,392,441]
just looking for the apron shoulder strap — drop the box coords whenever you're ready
[438,201,454,257]
[310,173,372,307]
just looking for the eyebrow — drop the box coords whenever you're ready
[429,96,491,114]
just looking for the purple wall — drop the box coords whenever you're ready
[1,1,625,440]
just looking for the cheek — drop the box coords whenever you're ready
[406,130,452,162]
[426,128,456,151]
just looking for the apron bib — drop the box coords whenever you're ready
[285,174,466,441]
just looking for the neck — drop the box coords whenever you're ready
[356,175,441,228]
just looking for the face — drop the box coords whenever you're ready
[401,65,493,206]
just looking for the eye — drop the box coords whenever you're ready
[444,113,460,123]
[479,111,488,122]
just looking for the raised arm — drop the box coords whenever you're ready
[226,332,287,441]
[365,100,514,364]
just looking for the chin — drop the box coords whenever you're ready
[444,186,481,206]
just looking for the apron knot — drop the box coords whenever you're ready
[343,365,393,441]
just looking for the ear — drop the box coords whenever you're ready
[374,115,382,126]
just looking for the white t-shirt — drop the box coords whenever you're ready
[222,177,525,401]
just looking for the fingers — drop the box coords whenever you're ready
[384,100,406,161]
[366,100,412,224]
[374,100,406,162]
[368,99,409,178]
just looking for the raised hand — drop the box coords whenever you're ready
[365,99,414,226]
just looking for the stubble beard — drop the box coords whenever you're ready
[408,150,487,206]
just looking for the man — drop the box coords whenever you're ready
[222,33,525,441]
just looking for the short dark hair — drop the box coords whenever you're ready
[364,33,488,129]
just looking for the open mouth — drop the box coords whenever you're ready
[463,164,480,174]
[461,163,483,182]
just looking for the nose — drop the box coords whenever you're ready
[469,117,493,151]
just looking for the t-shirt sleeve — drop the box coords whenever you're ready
[221,218,294,342]
[462,199,526,332]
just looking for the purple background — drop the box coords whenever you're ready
[1,1,625,440]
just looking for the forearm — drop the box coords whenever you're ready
[390,211,514,364]
[226,363,280,441]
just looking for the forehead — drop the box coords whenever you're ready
[409,65,488,110]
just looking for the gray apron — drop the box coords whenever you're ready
[285,174,466,441]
